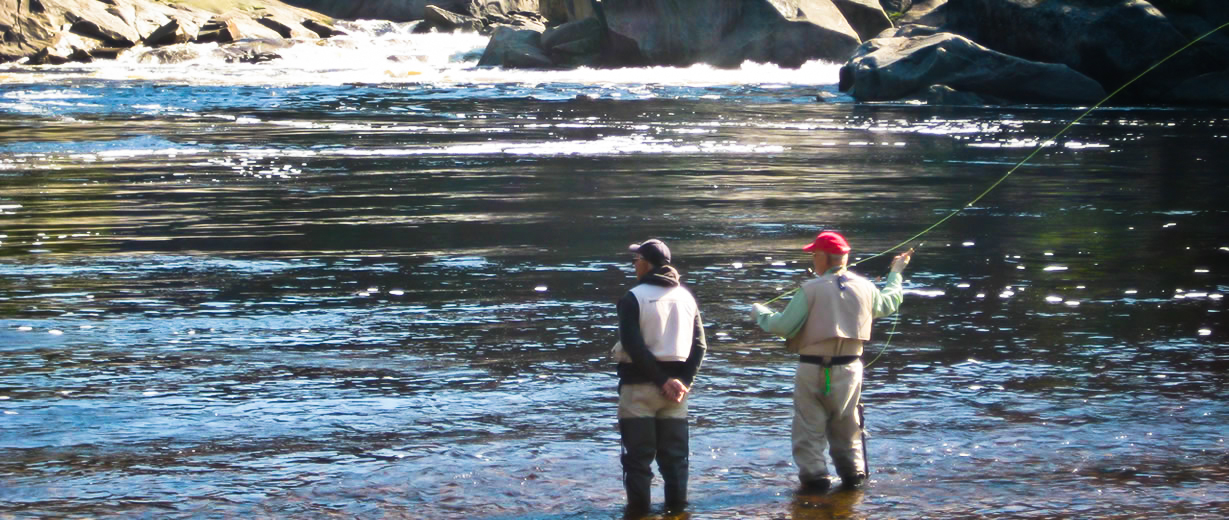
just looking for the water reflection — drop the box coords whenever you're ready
[2,83,1227,517]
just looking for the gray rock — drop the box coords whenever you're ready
[477,26,553,68]
[540,0,597,25]
[135,45,202,64]
[542,16,601,65]
[1168,70,1229,105]
[257,14,318,39]
[878,23,939,39]
[832,0,893,42]
[279,0,539,23]
[599,0,861,68]
[146,17,201,47]
[2,1,336,63]
[196,17,243,44]
[897,0,945,26]
[944,0,1225,102]
[218,38,293,64]
[302,19,342,38]
[416,5,485,33]
[880,0,912,15]
[839,32,1107,104]
[908,84,1002,105]
[26,30,97,64]
[541,16,600,51]
[64,1,142,47]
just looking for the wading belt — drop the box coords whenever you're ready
[799,355,861,395]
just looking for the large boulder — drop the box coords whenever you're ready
[832,0,893,42]
[477,25,552,68]
[944,0,1226,102]
[1,0,336,63]
[1153,0,1229,70]
[279,0,540,22]
[839,32,1107,104]
[25,30,99,64]
[145,17,204,47]
[279,0,463,21]
[415,4,486,32]
[880,0,913,14]
[63,1,143,47]
[598,0,861,68]
[897,0,946,26]
[540,0,596,25]
[1168,70,1229,105]
[541,15,602,65]
[257,12,321,39]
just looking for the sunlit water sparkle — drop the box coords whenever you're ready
[2,20,1228,520]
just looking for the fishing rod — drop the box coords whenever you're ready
[759,19,1229,366]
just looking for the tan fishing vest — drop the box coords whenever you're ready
[785,270,875,357]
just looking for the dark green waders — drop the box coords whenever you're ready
[619,417,689,515]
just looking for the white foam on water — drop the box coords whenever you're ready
[18,21,844,88]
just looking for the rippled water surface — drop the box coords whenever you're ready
[2,25,1228,519]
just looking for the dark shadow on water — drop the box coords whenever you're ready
[790,487,866,520]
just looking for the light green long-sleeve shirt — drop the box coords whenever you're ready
[753,269,904,339]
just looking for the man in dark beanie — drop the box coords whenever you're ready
[613,238,707,517]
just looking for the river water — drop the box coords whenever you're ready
[1,21,1227,519]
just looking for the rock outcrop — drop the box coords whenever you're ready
[839,32,1106,103]
[943,0,1227,102]
[1168,70,1229,105]
[540,16,602,66]
[279,0,542,28]
[597,0,862,68]
[4,0,1228,105]
[539,0,595,25]
[477,25,552,68]
[1,0,337,64]
[833,0,893,42]
[841,0,1229,104]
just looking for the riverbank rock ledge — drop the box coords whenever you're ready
[0,0,337,64]
[479,0,878,69]
[841,0,1229,104]
[5,0,1229,106]
[839,32,1107,104]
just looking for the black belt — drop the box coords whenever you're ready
[799,355,861,367]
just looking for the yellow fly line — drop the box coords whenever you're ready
[761,20,1229,367]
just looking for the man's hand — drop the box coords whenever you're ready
[890,248,914,274]
[661,378,689,403]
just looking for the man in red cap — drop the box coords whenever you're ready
[751,231,912,491]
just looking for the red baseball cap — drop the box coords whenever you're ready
[802,231,851,254]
